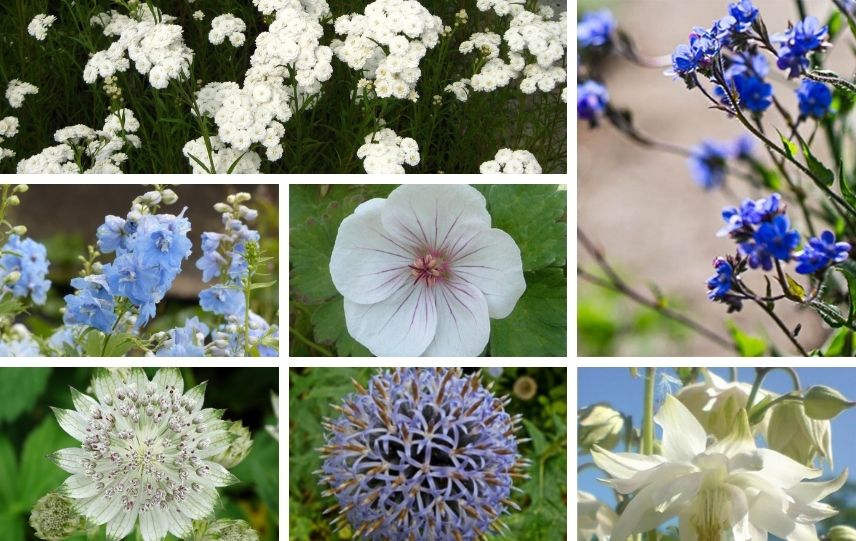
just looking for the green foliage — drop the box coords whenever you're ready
[727,321,767,357]
[0,368,51,423]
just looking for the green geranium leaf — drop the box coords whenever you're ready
[19,416,77,508]
[0,368,51,423]
[490,269,566,356]
[311,298,371,357]
[488,185,566,271]
[0,436,16,505]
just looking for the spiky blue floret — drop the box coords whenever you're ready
[319,368,525,541]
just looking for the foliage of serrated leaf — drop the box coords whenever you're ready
[20,416,76,507]
[487,185,566,271]
[801,139,834,186]
[490,269,566,356]
[102,334,136,357]
[310,298,371,357]
[0,368,51,423]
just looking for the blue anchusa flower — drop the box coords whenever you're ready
[773,16,828,78]
[319,368,526,541]
[740,214,801,270]
[796,80,833,119]
[156,316,210,357]
[725,51,770,79]
[707,257,735,300]
[577,81,609,124]
[794,230,851,274]
[63,275,117,332]
[718,193,781,237]
[578,10,615,49]
[689,140,731,189]
[732,73,773,112]
[0,234,51,305]
[727,0,759,32]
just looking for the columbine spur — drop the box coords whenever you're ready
[48,368,238,541]
[318,368,528,541]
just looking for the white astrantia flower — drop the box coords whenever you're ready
[577,491,617,541]
[329,184,526,356]
[28,14,56,41]
[592,395,848,541]
[48,368,239,541]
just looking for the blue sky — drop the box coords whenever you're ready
[578,368,856,504]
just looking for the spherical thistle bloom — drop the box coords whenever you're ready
[706,257,735,300]
[796,80,833,119]
[27,14,56,41]
[329,184,526,356]
[577,80,609,123]
[773,16,828,78]
[741,214,801,270]
[688,140,730,190]
[479,148,541,174]
[319,368,527,540]
[30,492,86,541]
[732,73,772,112]
[794,230,851,275]
[577,10,615,49]
[156,316,210,357]
[0,234,52,305]
[577,491,617,541]
[48,368,239,541]
[591,395,848,541]
[6,79,39,109]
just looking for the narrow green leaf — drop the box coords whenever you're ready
[0,368,51,424]
[83,332,104,357]
[250,279,278,291]
[800,140,835,186]
[778,129,798,160]
[785,273,807,300]
[726,321,766,357]
[837,260,856,324]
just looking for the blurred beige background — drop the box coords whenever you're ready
[578,0,855,355]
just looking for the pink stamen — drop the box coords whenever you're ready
[409,253,447,287]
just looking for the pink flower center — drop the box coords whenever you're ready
[409,253,447,287]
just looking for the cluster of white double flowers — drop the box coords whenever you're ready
[479,148,542,174]
[48,368,241,541]
[17,109,141,174]
[357,127,420,173]
[27,13,56,41]
[182,136,263,174]
[332,0,443,100]
[208,14,246,47]
[0,116,18,163]
[6,79,39,109]
[85,7,193,89]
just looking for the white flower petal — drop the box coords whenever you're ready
[610,474,701,541]
[748,491,821,541]
[203,461,240,487]
[381,184,490,253]
[105,498,139,540]
[69,387,100,415]
[753,448,822,486]
[678,511,698,541]
[788,468,848,504]
[77,490,124,526]
[654,395,707,463]
[60,473,102,498]
[183,381,208,413]
[707,409,756,457]
[591,445,666,481]
[180,486,217,519]
[726,484,751,541]
[153,367,184,395]
[422,278,490,357]
[139,507,169,541]
[344,281,437,356]
[330,197,414,305]
[49,447,91,474]
[606,462,696,495]
[164,505,193,539]
[51,407,88,441]
[450,228,525,318]
[92,368,121,405]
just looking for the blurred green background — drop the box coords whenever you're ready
[288,367,567,541]
[0,367,279,541]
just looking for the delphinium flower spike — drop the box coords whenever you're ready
[318,368,529,541]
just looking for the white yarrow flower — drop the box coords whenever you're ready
[28,14,56,41]
[49,368,239,541]
[479,148,541,174]
[6,79,39,109]
[592,395,848,541]
[330,184,526,356]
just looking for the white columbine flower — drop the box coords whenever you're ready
[49,368,238,541]
[577,491,617,541]
[28,14,56,41]
[330,184,526,356]
[592,395,847,541]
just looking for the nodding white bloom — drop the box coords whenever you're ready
[332,0,443,99]
[357,127,420,174]
[0,116,18,163]
[6,79,39,109]
[16,109,141,174]
[577,491,617,541]
[479,148,541,174]
[49,368,239,541]
[84,7,193,90]
[265,392,279,441]
[209,14,246,47]
[591,395,848,541]
[182,136,262,174]
[27,14,56,41]
[476,0,525,17]
[330,184,526,356]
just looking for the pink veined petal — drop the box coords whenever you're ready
[91,368,121,406]
[330,198,415,305]
[49,447,92,474]
[450,228,525,319]
[422,278,490,357]
[381,185,491,254]
[344,281,437,356]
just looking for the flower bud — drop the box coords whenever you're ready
[767,401,833,468]
[29,492,86,541]
[829,526,856,541]
[11,225,26,236]
[226,195,236,205]
[140,191,162,205]
[14,184,28,193]
[676,371,769,440]
[91,262,103,273]
[803,385,856,420]
[200,519,259,541]
[238,205,258,221]
[210,420,253,468]
[234,192,251,203]
[4,270,21,284]
[578,404,623,452]
[7,195,20,206]
[214,202,231,213]
[160,189,178,205]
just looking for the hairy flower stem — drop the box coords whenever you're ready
[732,279,808,356]
[642,368,658,541]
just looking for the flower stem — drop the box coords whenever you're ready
[642,368,658,541]
[289,326,333,356]
[745,367,770,411]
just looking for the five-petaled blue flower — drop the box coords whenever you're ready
[727,0,759,33]
[707,257,735,300]
[773,16,828,78]
[578,10,616,48]
[577,81,609,123]
[732,73,773,112]
[0,234,51,305]
[718,193,782,237]
[689,140,730,190]
[796,80,833,119]
[795,230,851,274]
[741,215,801,270]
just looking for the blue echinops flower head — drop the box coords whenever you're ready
[796,80,833,119]
[577,80,609,123]
[319,368,526,541]
[773,16,828,78]
[0,234,51,305]
[795,230,851,275]
[578,9,616,48]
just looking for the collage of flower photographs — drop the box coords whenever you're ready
[0,0,573,539]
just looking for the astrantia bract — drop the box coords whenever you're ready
[48,368,238,541]
[329,184,526,357]
[319,368,527,541]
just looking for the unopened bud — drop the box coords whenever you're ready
[226,195,236,205]
[829,526,856,541]
[7,195,20,206]
[214,202,231,213]
[238,205,258,221]
[91,262,103,273]
[767,401,832,467]
[14,184,28,193]
[4,270,21,284]
[803,385,856,420]
[234,192,251,203]
[140,191,162,205]
[11,225,27,236]
[578,404,624,452]
[160,189,178,205]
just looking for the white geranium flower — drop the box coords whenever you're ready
[591,395,847,541]
[330,184,526,356]
[49,368,238,541]
[578,491,617,541]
